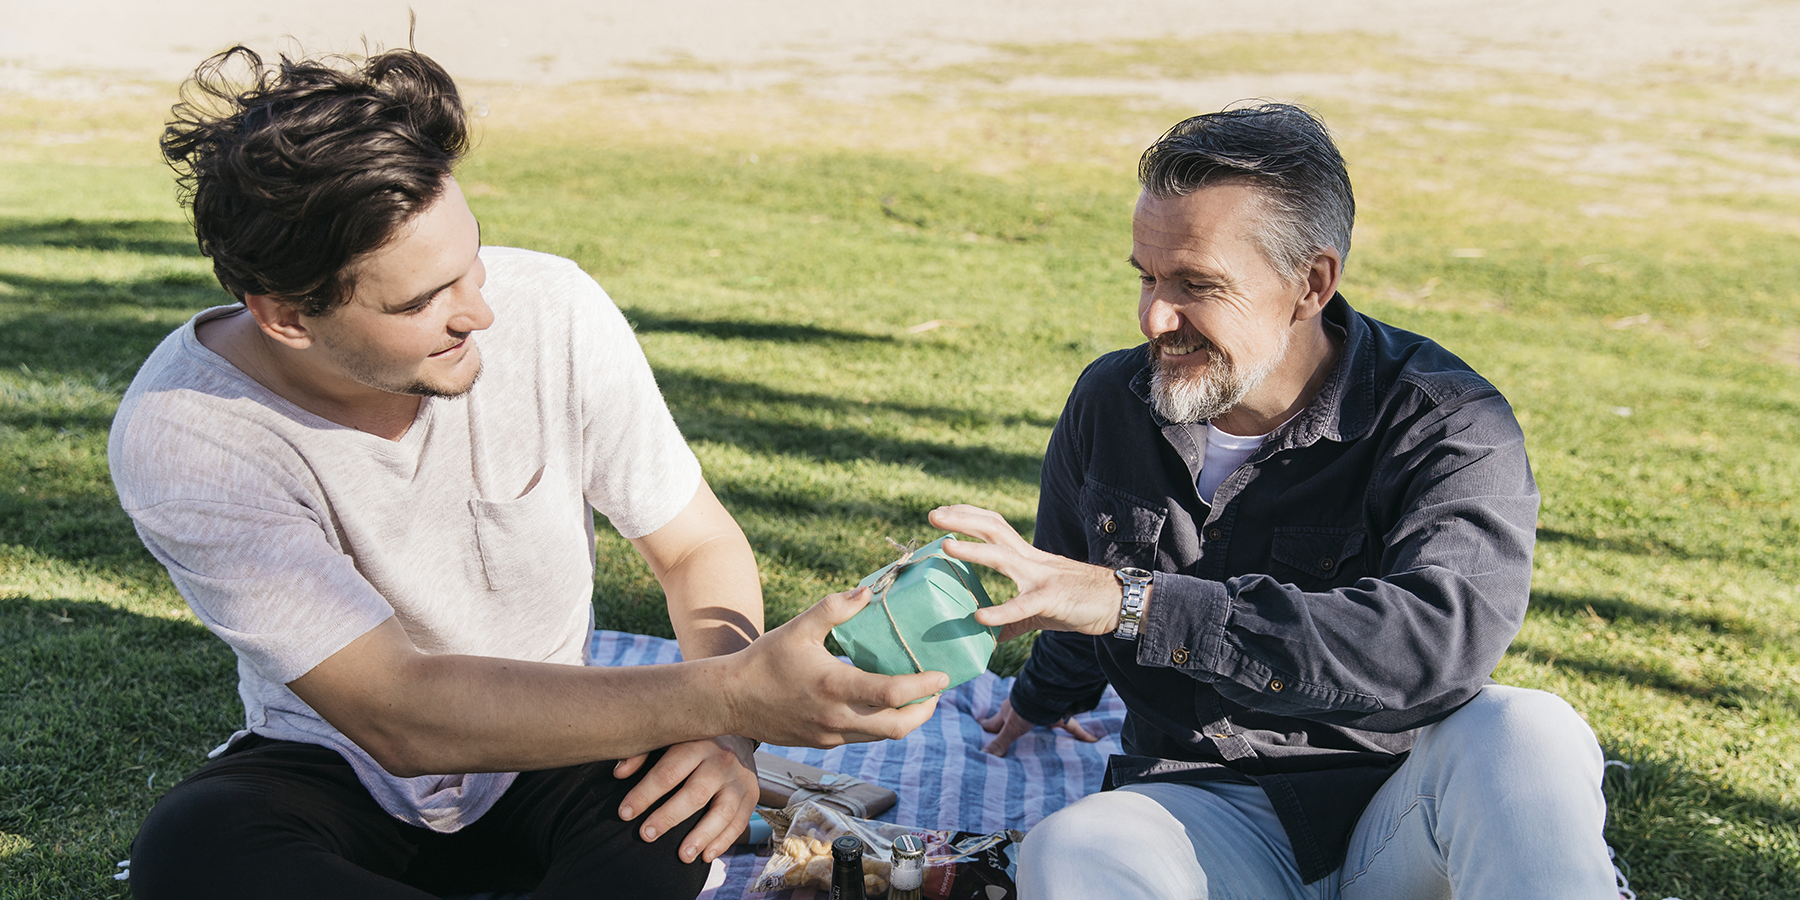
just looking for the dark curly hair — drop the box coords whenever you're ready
[162,46,469,316]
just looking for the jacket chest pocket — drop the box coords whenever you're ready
[1269,526,1367,590]
[1078,481,1168,570]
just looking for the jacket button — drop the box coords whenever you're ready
[1268,678,1285,692]
[1207,528,1223,541]
[1319,556,1334,571]
[1171,647,1190,665]
[1102,519,1117,535]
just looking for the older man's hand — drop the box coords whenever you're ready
[926,505,1125,642]
[979,698,1101,757]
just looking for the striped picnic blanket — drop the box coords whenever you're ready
[587,630,1127,900]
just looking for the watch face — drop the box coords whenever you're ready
[1118,567,1153,582]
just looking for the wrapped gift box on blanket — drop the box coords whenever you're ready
[832,535,999,692]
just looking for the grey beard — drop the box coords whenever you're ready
[1147,331,1288,425]
[1149,345,1246,424]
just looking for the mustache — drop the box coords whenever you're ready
[1147,327,1218,359]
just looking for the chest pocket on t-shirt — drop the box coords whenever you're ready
[1269,527,1366,591]
[469,463,590,593]
[1078,480,1167,570]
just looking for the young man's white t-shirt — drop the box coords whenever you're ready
[108,247,702,831]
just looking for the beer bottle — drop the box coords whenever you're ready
[830,834,866,900]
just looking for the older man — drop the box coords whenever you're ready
[930,105,1616,898]
[112,46,946,900]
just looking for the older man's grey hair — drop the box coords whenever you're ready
[1138,103,1354,282]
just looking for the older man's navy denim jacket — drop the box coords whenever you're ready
[1010,294,1539,883]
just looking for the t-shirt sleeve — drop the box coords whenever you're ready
[566,274,703,539]
[127,496,396,685]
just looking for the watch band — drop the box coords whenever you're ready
[1113,567,1153,641]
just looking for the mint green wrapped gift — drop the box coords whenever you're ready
[832,535,999,692]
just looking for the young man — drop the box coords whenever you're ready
[929,105,1618,898]
[111,47,946,900]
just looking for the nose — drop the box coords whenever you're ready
[449,289,494,335]
[448,261,495,334]
[1139,285,1183,339]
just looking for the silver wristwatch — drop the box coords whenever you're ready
[1113,567,1153,641]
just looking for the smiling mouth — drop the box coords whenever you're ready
[1151,329,1215,362]
[429,338,468,358]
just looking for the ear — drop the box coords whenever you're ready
[1292,247,1343,323]
[243,294,315,350]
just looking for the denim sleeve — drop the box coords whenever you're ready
[1136,388,1540,733]
[1007,383,1111,727]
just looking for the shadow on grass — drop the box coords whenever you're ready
[0,481,149,574]
[0,218,199,258]
[0,594,235,898]
[1602,747,1800,899]
[624,309,897,346]
[660,368,1057,430]
[0,266,226,314]
[1515,591,1790,713]
[1536,526,1704,563]
[661,371,1047,488]
[1510,637,1783,712]
[713,480,1040,532]
[1528,587,1761,639]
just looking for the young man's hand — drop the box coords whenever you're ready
[726,587,948,748]
[614,735,758,864]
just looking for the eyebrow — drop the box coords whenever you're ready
[386,221,483,313]
[1126,255,1221,285]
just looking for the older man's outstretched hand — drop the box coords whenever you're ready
[926,505,1124,642]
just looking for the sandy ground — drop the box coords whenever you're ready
[3,0,1799,94]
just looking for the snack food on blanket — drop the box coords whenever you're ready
[832,536,999,693]
[752,801,1025,898]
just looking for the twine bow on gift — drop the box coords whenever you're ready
[869,537,930,674]
[791,774,849,795]
[868,537,921,597]
[789,773,877,818]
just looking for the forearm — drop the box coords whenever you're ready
[631,480,765,661]
[659,531,763,661]
[1140,566,1524,731]
[293,620,748,776]
[294,591,947,778]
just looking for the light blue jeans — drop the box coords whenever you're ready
[1016,686,1616,900]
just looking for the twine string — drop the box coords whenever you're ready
[869,537,983,677]
[872,538,929,674]
[790,774,849,795]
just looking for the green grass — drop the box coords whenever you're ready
[4,33,1799,898]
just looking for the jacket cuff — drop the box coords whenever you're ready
[1136,572,1231,676]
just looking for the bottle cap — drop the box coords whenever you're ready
[893,833,925,859]
[831,834,864,863]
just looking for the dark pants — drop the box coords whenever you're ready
[129,736,710,900]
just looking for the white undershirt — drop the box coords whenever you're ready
[1197,423,1270,502]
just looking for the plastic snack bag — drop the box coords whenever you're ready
[751,801,1024,899]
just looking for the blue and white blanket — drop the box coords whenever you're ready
[588,630,1127,899]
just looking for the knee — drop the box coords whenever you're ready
[130,778,266,899]
[1022,791,1187,871]
[1426,686,1604,783]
